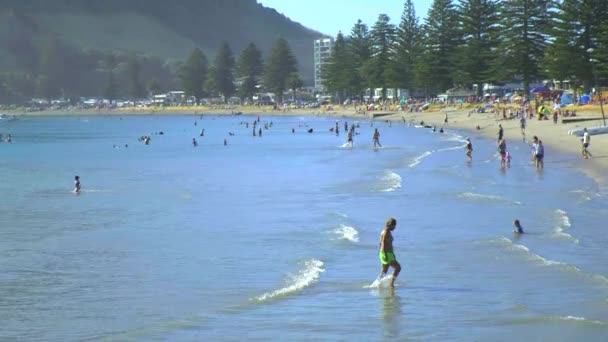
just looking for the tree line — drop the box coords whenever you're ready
[322,0,608,102]
[0,36,303,105]
[178,37,302,104]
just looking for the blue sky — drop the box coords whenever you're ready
[258,0,433,36]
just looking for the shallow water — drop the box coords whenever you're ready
[1,115,607,341]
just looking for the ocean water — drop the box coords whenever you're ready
[1,114,607,341]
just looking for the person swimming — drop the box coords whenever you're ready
[73,175,81,193]
[513,219,524,234]
[192,138,198,147]
[378,217,401,288]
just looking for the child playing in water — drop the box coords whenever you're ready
[513,219,524,234]
[73,176,81,193]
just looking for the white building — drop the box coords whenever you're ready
[314,38,334,90]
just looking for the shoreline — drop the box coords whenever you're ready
[6,105,608,188]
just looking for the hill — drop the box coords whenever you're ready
[0,0,325,100]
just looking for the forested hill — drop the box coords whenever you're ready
[0,0,323,84]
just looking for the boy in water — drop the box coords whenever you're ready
[535,140,544,169]
[513,219,524,235]
[373,128,382,148]
[379,217,401,288]
[465,137,473,161]
[73,176,81,193]
[347,129,353,147]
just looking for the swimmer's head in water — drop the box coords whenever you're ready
[75,175,79,181]
[513,219,521,227]
[386,217,397,230]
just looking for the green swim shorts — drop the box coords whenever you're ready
[379,251,396,265]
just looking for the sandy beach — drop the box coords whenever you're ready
[8,103,608,186]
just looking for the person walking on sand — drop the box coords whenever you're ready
[465,137,473,161]
[520,116,527,141]
[582,128,592,159]
[378,217,401,288]
[373,128,382,148]
[73,176,81,193]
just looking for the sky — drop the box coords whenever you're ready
[258,0,433,36]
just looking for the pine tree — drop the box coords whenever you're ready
[179,48,208,104]
[455,0,500,96]
[236,43,264,102]
[392,0,421,92]
[287,72,303,101]
[264,37,298,103]
[347,20,372,100]
[322,32,352,102]
[499,0,552,94]
[550,0,608,88]
[418,0,460,95]
[369,14,397,100]
[211,42,236,103]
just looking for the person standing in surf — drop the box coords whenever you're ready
[379,217,401,288]
[373,128,382,148]
[347,128,353,147]
[73,175,81,193]
[465,137,473,161]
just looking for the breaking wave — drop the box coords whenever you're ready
[380,171,402,192]
[331,224,359,243]
[253,259,325,302]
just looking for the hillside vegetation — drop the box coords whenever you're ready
[0,0,323,101]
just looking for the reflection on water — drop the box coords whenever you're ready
[381,288,402,338]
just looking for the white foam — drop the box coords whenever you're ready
[332,224,359,243]
[435,143,467,152]
[555,209,571,228]
[444,134,468,144]
[340,142,353,148]
[253,259,324,302]
[558,316,606,325]
[380,171,402,192]
[497,237,586,274]
[408,151,432,168]
[552,209,578,243]
[366,275,394,289]
[458,192,521,205]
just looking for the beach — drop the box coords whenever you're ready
[1,113,608,341]
[9,103,608,186]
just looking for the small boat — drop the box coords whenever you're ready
[568,126,608,136]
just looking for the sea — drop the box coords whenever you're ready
[1,114,607,341]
